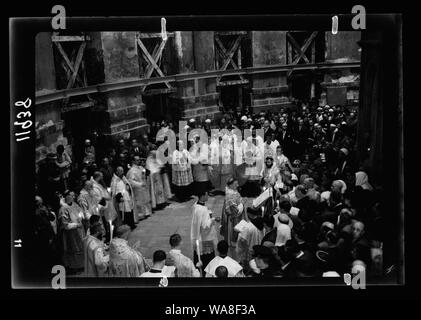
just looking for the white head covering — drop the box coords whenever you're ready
[205,119,211,124]
[291,173,298,181]
[355,171,373,190]
[189,118,195,123]
[275,223,291,247]
[352,260,366,274]
[323,271,341,277]
[340,148,349,156]
[333,180,347,194]
[241,115,247,121]
[321,221,335,231]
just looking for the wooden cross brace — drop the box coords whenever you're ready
[287,31,318,77]
[215,34,245,84]
[54,41,87,89]
[136,35,171,92]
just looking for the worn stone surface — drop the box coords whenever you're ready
[325,31,361,62]
[194,31,215,72]
[101,32,139,82]
[252,31,287,67]
[85,32,105,85]
[173,31,195,74]
[35,32,56,92]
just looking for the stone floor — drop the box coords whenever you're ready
[70,193,254,275]
[127,195,226,264]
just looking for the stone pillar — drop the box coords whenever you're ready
[35,32,69,163]
[170,31,220,122]
[100,32,148,141]
[250,31,290,113]
[322,31,361,107]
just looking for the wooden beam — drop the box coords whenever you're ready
[287,33,310,64]
[55,42,85,87]
[217,79,249,86]
[141,87,177,96]
[215,35,242,71]
[36,62,360,104]
[51,35,90,42]
[138,32,174,38]
[288,31,318,77]
[136,38,171,90]
[67,42,86,89]
[216,31,248,35]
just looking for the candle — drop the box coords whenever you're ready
[109,220,113,240]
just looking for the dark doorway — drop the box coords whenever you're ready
[290,73,311,100]
[143,94,179,124]
[219,85,249,112]
[62,107,95,166]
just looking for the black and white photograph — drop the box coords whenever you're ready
[9,5,407,303]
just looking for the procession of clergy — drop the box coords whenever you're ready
[36,101,382,279]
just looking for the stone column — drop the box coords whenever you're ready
[35,32,69,163]
[170,31,220,122]
[322,31,361,107]
[100,32,148,141]
[250,31,290,113]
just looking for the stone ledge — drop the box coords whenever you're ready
[251,101,294,113]
[110,118,148,134]
[107,103,145,122]
[183,105,221,120]
[251,85,289,95]
[105,124,150,137]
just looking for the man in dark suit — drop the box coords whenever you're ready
[293,118,310,158]
[263,119,275,141]
[277,122,293,157]
[130,139,142,157]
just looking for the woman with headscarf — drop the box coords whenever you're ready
[58,190,86,274]
[146,150,173,209]
[355,171,373,191]
[221,178,245,247]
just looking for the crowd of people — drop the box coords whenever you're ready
[33,99,385,280]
